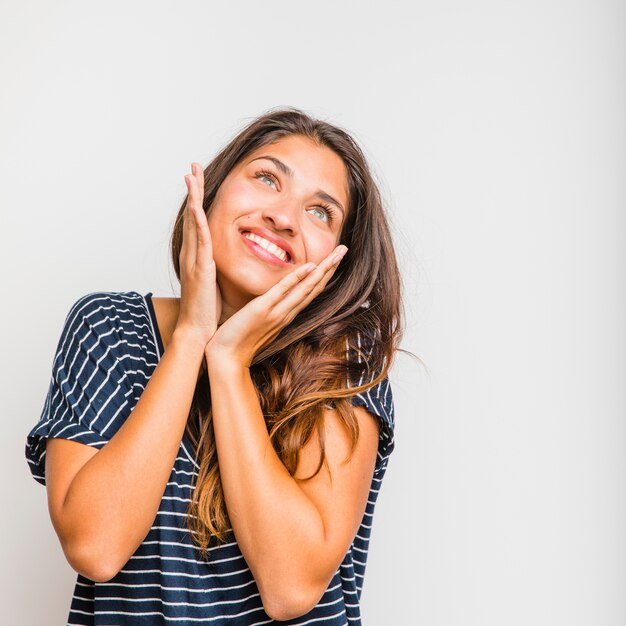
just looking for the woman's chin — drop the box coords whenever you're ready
[217,276,274,310]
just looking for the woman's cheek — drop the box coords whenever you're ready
[309,233,337,265]
[225,179,260,211]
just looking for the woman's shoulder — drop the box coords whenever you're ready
[67,290,149,319]
[60,291,162,354]
[62,290,181,357]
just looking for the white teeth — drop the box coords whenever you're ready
[243,232,289,262]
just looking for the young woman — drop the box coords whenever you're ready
[26,108,402,625]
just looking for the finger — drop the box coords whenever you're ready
[183,163,207,256]
[192,199,214,270]
[291,253,343,310]
[192,162,205,197]
[188,164,203,211]
[292,244,347,290]
[279,245,347,298]
[267,262,317,299]
[261,245,347,314]
[289,244,347,295]
[316,244,349,273]
[180,173,198,267]
[188,164,214,267]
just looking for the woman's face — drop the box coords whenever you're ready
[207,134,350,312]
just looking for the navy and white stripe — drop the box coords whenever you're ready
[26,291,395,626]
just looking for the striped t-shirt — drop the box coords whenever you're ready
[26,291,395,626]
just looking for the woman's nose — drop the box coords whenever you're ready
[261,201,299,234]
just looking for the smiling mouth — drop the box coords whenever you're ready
[241,231,292,263]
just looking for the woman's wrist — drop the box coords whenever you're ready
[170,325,212,355]
[204,345,251,373]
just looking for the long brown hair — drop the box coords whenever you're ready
[169,107,403,558]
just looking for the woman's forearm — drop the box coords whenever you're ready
[205,355,330,615]
[52,328,207,581]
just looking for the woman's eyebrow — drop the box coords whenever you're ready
[250,155,294,178]
[315,190,345,217]
[249,155,345,216]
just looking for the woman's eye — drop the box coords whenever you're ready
[308,206,331,223]
[255,171,277,189]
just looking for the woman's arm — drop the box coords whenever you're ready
[202,248,380,621]
[206,356,380,622]
[46,163,219,582]
[46,328,208,582]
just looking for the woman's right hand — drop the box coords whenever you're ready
[175,162,222,346]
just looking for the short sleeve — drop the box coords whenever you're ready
[26,292,138,485]
[346,331,395,478]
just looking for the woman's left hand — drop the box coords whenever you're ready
[204,245,348,368]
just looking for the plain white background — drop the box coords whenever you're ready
[1,1,624,624]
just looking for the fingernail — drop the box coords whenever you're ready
[333,246,348,263]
